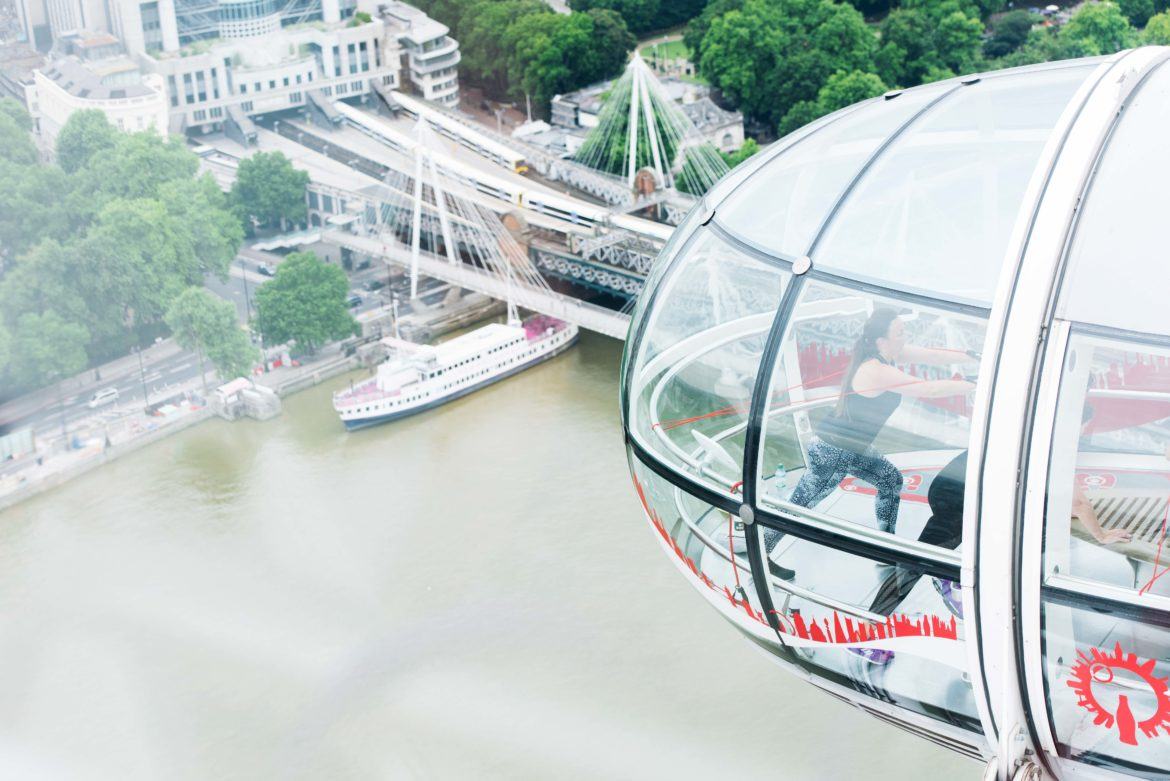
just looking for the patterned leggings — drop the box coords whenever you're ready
[764,437,903,552]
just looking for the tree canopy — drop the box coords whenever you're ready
[9,312,89,389]
[0,117,243,397]
[166,287,258,387]
[698,0,875,131]
[253,252,358,353]
[56,110,121,174]
[230,151,310,229]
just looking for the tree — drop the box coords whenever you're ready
[779,69,887,135]
[1144,9,1170,42]
[230,151,310,230]
[459,0,549,95]
[0,322,10,379]
[877,1,983,88]
[1061,1,1134,55]
[699,0,875,129]
[166,287,257,389]
[721,138,760,167]
[570,0,660,34]
[253,252,358,353]
[1118,0,1155,27]
[0,160,72,259]
[9,311,89,390]
[683,0,743,57]
[0,101,37,166]
[583,9,637,85]
[159,175,244,283]
[984,10,1034,57]
[56,110,120,174]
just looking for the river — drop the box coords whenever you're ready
[0,331,975,779]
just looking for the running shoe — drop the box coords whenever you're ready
[848,646,895,665]
[933,578,963,619]
[768,559,796,581]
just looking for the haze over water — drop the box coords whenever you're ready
[0,332,974,779]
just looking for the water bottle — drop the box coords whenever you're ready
[772,463,788,500]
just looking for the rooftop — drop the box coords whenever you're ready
[38,56,153,100]
[680,96,742,131]
[381,1,447,43]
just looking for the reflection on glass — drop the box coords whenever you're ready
[758,523,979,731]
[813,66,1093,305]
[1043,600,1170,775]
[1045,332,1170,593]
[716,83,948,259]
[629,454,768,627]
[757,281,983,553]
[629,229,786,497]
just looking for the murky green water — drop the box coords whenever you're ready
[0,332,975,779]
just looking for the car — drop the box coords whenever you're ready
[362,278,386,292]
[346,293,363,308]
[256,263,275,277]
[87,387,119,408]
[354,258,372,271]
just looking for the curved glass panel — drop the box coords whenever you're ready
[1042,599,1170,776]
[758,525,979,731]
[1043,331,1170,593]
[629,229,787,498]
[755,280,984,548]
[1057,61,1170,335]
[629,454,772,630]
[814,66,1094,306]
[717,85,949,259]
[620,199,709,422]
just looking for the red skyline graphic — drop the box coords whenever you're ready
[1068,643,1170,745]
[632,474,959,646]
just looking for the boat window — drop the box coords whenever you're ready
[628,228,787,501]
[756,279,985,549]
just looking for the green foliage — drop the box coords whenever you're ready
[230,151,310,229]
[0,100,37,166]
[349,10,372,24]
[9,311,89,388]
[0,122,242,392]
[459,1,549,95]
[254,252,358,352]
[779,69,887,135]
[570,0,659,34]
[166,287,257,382]
[56,110,120,174]
[1061,1,1134,55]
[984,10,1034,57]
[876,1,982,87]
[1144,9,1170,42]
[0,322,8,377]
[683,0,742,55]
[0,160,72,258]
[1119,0,1155,26]
[698,0,875,129]
[720,138,760,168]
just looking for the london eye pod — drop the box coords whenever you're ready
[619,48,1170,780]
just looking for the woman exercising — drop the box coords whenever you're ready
[764,308,977,567]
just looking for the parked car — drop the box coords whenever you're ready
[354,258,372,271]
[362,278,386,292]
[87,387,119,408]
[257,263,275,277]
[347,293,363,308]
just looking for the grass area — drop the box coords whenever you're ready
[643,39,690,61]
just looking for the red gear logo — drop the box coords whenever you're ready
[1067,643,1170,745]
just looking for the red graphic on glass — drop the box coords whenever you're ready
[1075,472,1118,490]
[632,474,958,643]
[840,472,929,504]
[1067,643,1170,745]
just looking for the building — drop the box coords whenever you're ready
[24,31,167,147]
[680,96,742,153]
[375,1,459,107]
[116,0,400,134]
[621,48,1170,779]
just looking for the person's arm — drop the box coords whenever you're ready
[854,362,975,400]
[1071,482,1132,544]
[900,344,980,366]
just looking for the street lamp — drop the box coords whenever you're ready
[240,256,253,322]
[134,345,150,409]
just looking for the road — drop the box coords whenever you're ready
[4,247,450,446]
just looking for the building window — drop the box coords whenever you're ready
[352,80,361,92]
[254,82,260,92]
[283,76,289,87]
[332,45,341,77]
[193,109,207,121]
[210,106,222,118]
[323,86,332,95]
[167,75,178,106]
[295,74,301,84]
[240,83,247,93]
[290,91,301,103]
[241,100,253,111]
[336,83,347,95]
[269,80,275,89]
[210,67,219,99]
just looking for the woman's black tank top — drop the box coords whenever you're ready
[818,360,902,452]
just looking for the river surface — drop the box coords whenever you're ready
[0,331,975,780]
